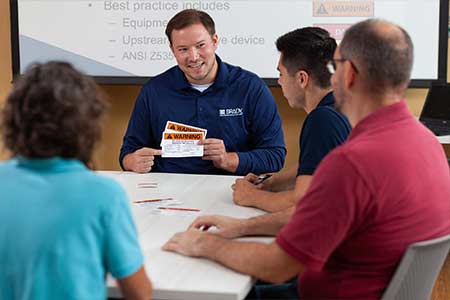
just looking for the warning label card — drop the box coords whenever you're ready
[161,121,206,158]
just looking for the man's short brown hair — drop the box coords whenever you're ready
[165,9,216,44]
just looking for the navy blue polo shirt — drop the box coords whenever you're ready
[120,56,286,175]
[297,92,351,176]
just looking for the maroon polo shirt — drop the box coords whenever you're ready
[277,101,450,300]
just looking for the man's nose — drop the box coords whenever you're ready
[188,48,199,61]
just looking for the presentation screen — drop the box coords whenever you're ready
[10,0,449,86]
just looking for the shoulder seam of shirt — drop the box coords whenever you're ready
[305,106,350,131]
[334,148,375,197]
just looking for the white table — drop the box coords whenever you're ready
[436,135,450,144]
[99,172,270,300]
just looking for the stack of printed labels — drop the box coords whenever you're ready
[160,121,207,158]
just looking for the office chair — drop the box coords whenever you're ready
[380,233,450,300]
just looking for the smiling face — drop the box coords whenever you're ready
[170,23,219,85]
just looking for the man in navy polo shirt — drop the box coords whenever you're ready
[232,27,351,213]
[119,9,286,175]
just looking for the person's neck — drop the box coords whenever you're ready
[347,91,404,127]
[304,87,333,114]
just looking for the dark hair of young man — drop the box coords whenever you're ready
[165,9,216,44]
[276,27,337,88]
[1,61,107,165]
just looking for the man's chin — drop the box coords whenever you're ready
[186,73,208,84]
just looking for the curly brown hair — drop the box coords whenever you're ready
[1,61,107,165]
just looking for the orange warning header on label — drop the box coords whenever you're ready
[313,1,374,17]
[164,133,203,140]
[167,122,206,134]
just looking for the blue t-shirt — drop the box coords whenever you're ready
[0,158,143,300]
[120,55,286,175]
[297,92,351,176]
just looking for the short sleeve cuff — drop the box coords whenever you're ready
[110,252,144,279]
[297,166,315,176]
[276,234,325,272]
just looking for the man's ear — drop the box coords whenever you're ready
[212,33,219,49]
[296,70,309,89]
[344,61,357,89]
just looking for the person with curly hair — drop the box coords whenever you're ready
[0,61,152,300]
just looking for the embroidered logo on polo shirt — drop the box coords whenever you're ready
[219,108,243,117]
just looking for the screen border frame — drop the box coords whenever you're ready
[9,0,449,88]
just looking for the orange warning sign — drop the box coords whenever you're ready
[164,133,203,140]
[166,121,207,134]
[313,1,374,17]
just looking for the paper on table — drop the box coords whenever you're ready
[134,198,183,207]
[134,180,161,200]
[150,206,202,217]
[137,181,158,189]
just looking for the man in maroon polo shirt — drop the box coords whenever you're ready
[163,19,450,300]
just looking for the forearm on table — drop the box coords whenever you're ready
[248,189,298,213]
[249,173,312,212]
[267,164,298,192]
[200,236,302,284]
[239,206,296,236]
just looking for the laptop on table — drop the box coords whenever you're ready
[419,83,450,136]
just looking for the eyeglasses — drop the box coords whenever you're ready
[326,58,347,74]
